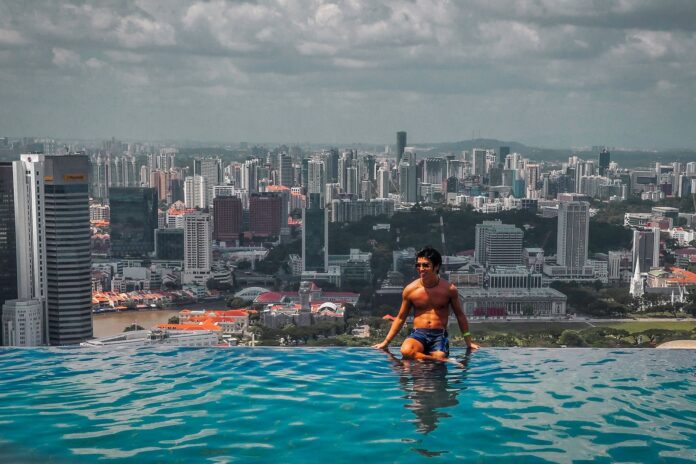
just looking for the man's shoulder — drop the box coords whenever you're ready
[404,279,421,292]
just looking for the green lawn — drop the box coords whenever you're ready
[596,321,696,333]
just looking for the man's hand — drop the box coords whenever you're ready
[466,342,480,352]
[372,340,389,350]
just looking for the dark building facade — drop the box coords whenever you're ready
[155,229,184,261]
[598,149,611,175]
[213,196,243,242]
[109,187,158,258]
[0,162,17,345]
[302,193,327,272]
[43,155,93,345]
[249,193,281,237]
[396,131,406,166]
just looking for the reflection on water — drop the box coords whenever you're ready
[384,350,470,435]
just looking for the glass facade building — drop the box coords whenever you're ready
[302,193,327,272]
[0,162,17,345]
[109,187,158,258]
[155,229,184,261]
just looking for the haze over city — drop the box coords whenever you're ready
[2,0,696,148]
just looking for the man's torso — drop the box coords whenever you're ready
[407,278,451,329]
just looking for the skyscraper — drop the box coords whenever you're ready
[302,193,328,272]
[155,229,184,261]
[632,228,660,272]
[13,154,92,345]
[0,162,17,345]
[278,153,294,187]
[109,187,158,258]
[557,201,590,272]
[183,211,212,285]
[474,220,524,267]
[184,175,207,209]
[249,193,282,236]
[377,167,390,199]
[598,148,610,175]
[396,131,407,166]
[194,158,222,207]
[213,196,243,243]
[472,149,487,178]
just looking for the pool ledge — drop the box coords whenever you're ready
[656,340,696,349]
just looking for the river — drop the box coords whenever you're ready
[92,300,230,338]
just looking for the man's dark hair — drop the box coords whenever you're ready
[416,246,442,273]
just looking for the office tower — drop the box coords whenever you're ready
[337,155,349,191]
[598,149,610,175]
[13,154,92,345]
[249,193,282,236]
[396,131,407,166]
[0,162,17,345]
[183,211,212,285]
[362,154,377,182]
[194,158,223,207]
[360,180,373,200]
[2,299,42,346]
[278,153,293,187]
[346,167,359,195]
[90,155,109,200]
[213,196,243,243]
[525,164,540,192]
[557,201,590,271]
[149,149,176,171]
[474,220,523,267]
[241,159,259,194]
[424,157,446,185]
[499,146,511,159]
[472,149,487,178]
[325,148,339,183]
[377,168,390,198]
[109,187,158,258]
[398,163,417,203]
[307,159,325,199]
[632,228,660,272]
[155,229,184,260]
[184,175,207,209]
[302,193,328,272]
[150,170,171,204]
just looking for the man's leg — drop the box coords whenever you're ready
[401,338,448,362]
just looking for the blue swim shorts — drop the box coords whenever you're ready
[407,328,450,356]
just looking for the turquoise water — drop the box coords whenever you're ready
[0,348,694,463]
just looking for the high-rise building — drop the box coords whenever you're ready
[377,167,390,199]
[278,153,294,187]
[598,148,610,175]
[194,158,222,207]
[472,149,487,178]
[109,187,158,258]
[307,159,325,200]
[249,193,282,236]
[424,157,446,185]
[499,146,511,159]
[183,211,212,285]
[2,299,42,347]
[184,175,207,209]
[0,162,17,345]
[346,167,359,195]
[155,229,184,261]
[632,228,660,272]
[150,169,171,204]
[396,131,407,166]
[213,196,243,243]
[241,159,259,193]
[13,154,92,345]
[474,220,523,267]
[557,201,590,271]
[399,149,418,203]
[302,193,328,272]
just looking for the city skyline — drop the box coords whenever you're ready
[1,1,696,149]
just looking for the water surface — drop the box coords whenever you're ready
[0,348,694,463]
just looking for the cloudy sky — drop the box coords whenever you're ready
[1,0,695,148]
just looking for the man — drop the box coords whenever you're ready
[373,246,479,361]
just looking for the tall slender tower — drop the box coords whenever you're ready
[13,154,92,345]
[556,201,589,272]
[396,131,407,166]
[183,211,212,285]
[0,162,18,345]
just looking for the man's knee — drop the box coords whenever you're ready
[401,342,421,359]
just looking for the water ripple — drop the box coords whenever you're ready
[0,347,694,463]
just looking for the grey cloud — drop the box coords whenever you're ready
[0,0,695,148]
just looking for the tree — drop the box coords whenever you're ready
[168,316,180,324]
[559,330,586,347]
[227,297,251,309]
[124,324,145,332]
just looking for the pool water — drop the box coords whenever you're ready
[0,348,694,463]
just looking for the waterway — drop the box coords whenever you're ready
[92,299,229,338]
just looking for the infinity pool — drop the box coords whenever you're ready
[0,348,694,463]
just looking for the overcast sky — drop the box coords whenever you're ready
[1,1,696,149]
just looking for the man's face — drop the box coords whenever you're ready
[415,257,438,278]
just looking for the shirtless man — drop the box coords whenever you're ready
[373,246,479,361]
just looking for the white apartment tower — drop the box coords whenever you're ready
[183,211,212,285]
[557,201,590,271]
[184,175,207,209]
[377,167,390,199]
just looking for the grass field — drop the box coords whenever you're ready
[595,321,696,333]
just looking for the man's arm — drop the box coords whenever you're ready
[450,284,479,351]
[372,288,411,350]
